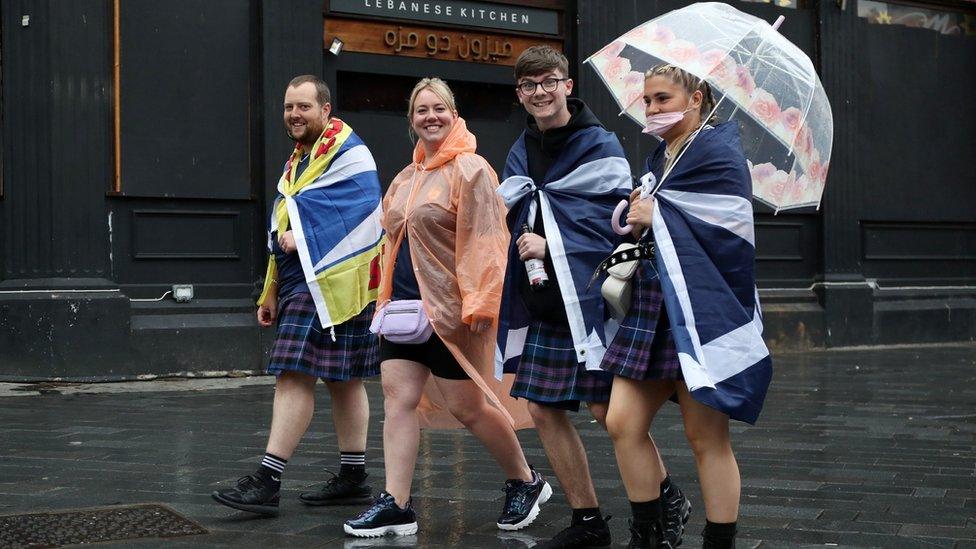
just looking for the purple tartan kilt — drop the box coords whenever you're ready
[601,262,682,381]
[267,292,379,381]
[511,322,613,405]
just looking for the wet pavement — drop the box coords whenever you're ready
[1,344,974,548]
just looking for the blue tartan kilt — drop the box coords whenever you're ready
[600,261,681,381]
[267,292,379,382]
[510,321,613,406]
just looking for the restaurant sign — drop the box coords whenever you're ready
[325,19,562,66]
[329,0,560,36]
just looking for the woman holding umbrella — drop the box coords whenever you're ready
[602,63,767,549]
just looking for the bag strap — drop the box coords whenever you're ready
[586,240,656,289]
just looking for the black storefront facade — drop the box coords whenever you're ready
[0,0,973,381]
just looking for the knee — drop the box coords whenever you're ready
[604,408,628,442]
[382,382,421,415]
[684,425,731,458]
[448,401,482,427]
[527,401,560,428]
[325,378,363,399]
[276,371,316,391]
[605,407,645,444]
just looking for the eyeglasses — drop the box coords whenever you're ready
[517,78,569,95]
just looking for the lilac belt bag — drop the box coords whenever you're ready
[369,300,433,344]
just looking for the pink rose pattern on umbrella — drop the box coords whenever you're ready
[666,39,701,65]
[748,89,782,125]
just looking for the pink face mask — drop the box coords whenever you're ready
[642,103,695,136]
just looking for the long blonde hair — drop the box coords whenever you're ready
[407,77,458,143]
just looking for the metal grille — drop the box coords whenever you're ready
[0,504,208,548]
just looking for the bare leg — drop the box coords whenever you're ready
[266,371,318,459]
[433,377,532,481]
[605,377,675,501]
[677,382,739,522]
[380,359,429,508]
[528,402,599,508]
[324,378,369,453]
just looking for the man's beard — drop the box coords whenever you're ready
[286,123,323,148]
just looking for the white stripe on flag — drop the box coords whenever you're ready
[656,190,755,246]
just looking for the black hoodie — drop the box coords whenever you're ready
[517,98,604,325]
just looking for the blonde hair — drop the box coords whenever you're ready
[407,77,457,142]
[645,64,716,124]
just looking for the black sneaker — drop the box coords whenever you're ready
[497,468,553,530]
[535,516,612,549]
[344,492,418,538]
[211,474,280,516]
[662,482,691,547]
[627,518,663,548]
[299,471,373,506]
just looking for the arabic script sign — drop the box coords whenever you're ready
[329,0,560,36]
[325,19,562,66]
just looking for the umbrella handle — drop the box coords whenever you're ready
[612,199,632,235]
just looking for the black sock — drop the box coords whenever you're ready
[703,520,737,540]
[339,451,366,480]
[572,507,604,526]
[630,498,663,524]
[257,453,287,484]
[660,474,673,496]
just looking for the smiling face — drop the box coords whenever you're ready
[516,69,573,132]
[410,88,457,151]
[643,74,702,143]
[283,82,330,150]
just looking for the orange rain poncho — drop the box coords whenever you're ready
[378,117,531,430]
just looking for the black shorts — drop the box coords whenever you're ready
[378,333,469,380]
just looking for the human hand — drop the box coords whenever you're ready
[516,233,546,261]
[469,315,493,334]
[626,195,655,229]
[279,231,297,254]
[257,295,278,327]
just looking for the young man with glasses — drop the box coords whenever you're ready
[496,46,691,548]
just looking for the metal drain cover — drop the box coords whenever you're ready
[0,503,208,548]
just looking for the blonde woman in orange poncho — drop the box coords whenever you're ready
[343,78,550,538]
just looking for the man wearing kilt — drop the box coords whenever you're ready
[212,75,385,516]
[496,46,689,548]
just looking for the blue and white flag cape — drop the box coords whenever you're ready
[258,120,384,329]
[650,122,772,424]
[496,126,632,376]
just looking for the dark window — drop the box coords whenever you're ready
[117,0,253,199]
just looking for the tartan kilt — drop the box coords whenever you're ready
[600,262,681,381]
[267,292,379,381]
[511,321,612,405]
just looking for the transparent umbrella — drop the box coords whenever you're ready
[586,2,833,213]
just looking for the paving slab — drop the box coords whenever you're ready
[1,343,974,547]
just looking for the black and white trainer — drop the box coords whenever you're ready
[211,474,280,516]
[344,492,418,538]
[497,468,553,530]
[535,516,612,549]
[662,481,692,547]
[299,471,373,506]
[627,518,664,548]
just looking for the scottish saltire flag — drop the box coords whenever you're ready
[257,119,384,329]
[650,122,772,424]
[496,126,631,376]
